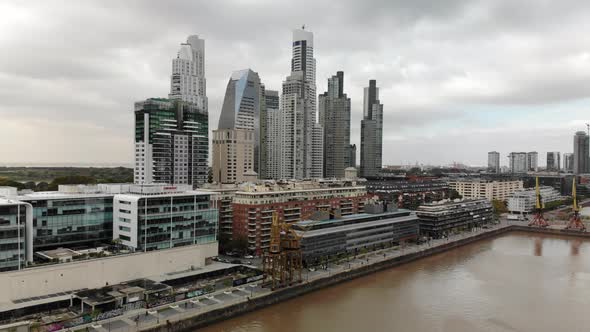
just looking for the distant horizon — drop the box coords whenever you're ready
[1,162,134,168]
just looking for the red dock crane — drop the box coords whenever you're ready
[528,177,549,227]
[565,177,585,231]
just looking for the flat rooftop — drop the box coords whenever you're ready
[294,209,413,229]
[297,214,419,238]
[36,248,82,260]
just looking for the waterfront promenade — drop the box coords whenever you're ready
[61,221,516,332]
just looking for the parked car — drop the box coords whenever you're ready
[244,255,254,259]
[231,259,242,264]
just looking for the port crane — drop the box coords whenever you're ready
[528,177,549,227]
[263,212,303,290]
[262,209,333,290]
[565,176,585,231]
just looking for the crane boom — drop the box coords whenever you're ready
[572,177,579,212]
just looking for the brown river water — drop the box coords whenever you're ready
[199,232,590,332]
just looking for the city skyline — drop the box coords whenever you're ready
[1,1,590,166]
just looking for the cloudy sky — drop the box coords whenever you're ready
[1,0,589,167]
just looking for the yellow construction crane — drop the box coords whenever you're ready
[565,176,585,231]
[529,177,549,227]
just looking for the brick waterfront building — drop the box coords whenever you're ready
[231,180,369,255]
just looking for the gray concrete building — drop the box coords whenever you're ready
[564,152,574,173]
[526,151,538,172]
[264,90,282,180]
[546,152,561,172]
[319,71,351,178]
[508,152,527,173]
[360,80,384,178]
[573,131,589,174]
[488,151,500,173]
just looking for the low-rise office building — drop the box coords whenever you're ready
[113,184,218,252]
[417,198,493,239]
[507,186,563,213]
[447,179,523,201]
[0,198,32,271]
[18,187,116,252]
[293,208,419,264]
[232,179,369,254]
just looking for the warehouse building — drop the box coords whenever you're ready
[417,198,493,239]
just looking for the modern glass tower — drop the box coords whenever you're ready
[169,35,207,112]
[134,98,208,187]
[319,71,351,178]
[217,69,262,174]
[360,80,383,178]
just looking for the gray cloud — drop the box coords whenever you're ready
[1,0,590,166]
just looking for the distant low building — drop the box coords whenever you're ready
[446,179,523,201]
[507,186,563,214]
[417,198,493,239]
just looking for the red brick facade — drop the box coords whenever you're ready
[233,194,370,255]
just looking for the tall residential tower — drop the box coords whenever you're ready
[573,131,589,174]
[169,35,207,112]
[546,152,560,172]
[319,71,351,178]
[275,28,323,179]
[487,151,500,173]
[360,80,383,178]
[134,98,208,186]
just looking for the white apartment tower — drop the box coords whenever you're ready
[169,35,208,112]
[274,28,323,179]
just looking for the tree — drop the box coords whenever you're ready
[492,200,508,215]
[449,189,462,200]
